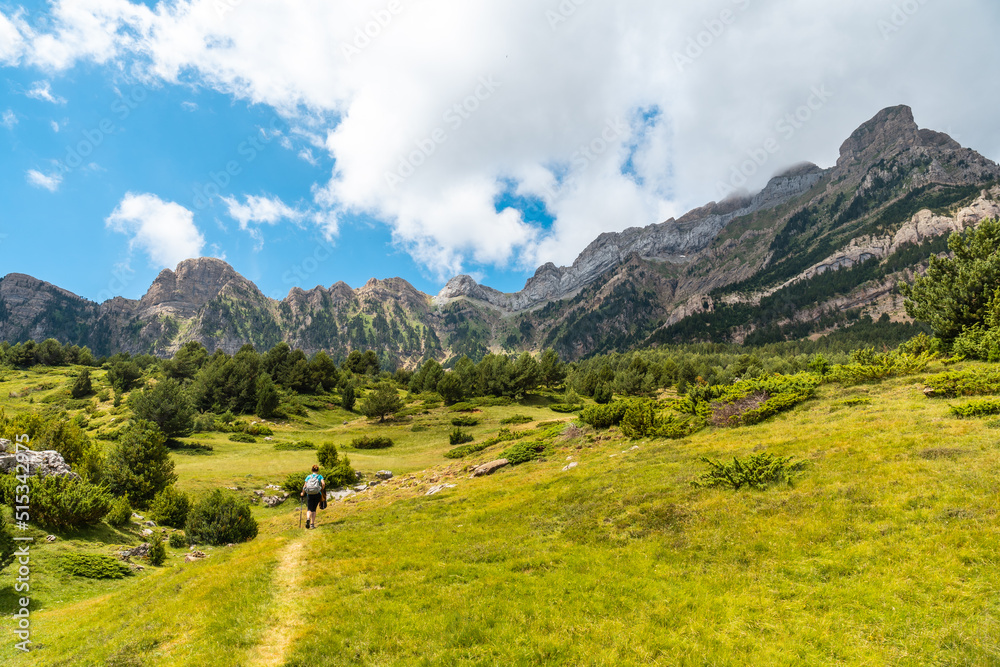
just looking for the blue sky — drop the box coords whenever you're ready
[2,1,1000,305]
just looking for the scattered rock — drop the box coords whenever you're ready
[144,520,157,528]
[184,551,208,563]
[353,484,368,492]
[470,459,509,478]
[426,484,457,496]
[132,513,144,520]
[375,470,394,480]
[263,496,286,508]
[368,479,381,487]
[45,535,56,542]
[562,462,579,472]
[264,437,273,442]
[327,490,355,502]
[119,543,151,560]
[252,490,265,497]
[266,484,282,491]
[141,529,154,537]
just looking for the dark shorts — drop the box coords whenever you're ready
[306,493,322,512]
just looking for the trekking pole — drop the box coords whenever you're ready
[298,495,303,529]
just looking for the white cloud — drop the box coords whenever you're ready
[12,0,1000,282]
[26,169,63,192]
[222,194,306,249]
[106,192,206,269]
[50,120,60,132]
[1,110,16,129]
[181,101,198,111]
[0,11,26,65]
[26,81,66,105]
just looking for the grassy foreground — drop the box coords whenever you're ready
[3,365,1000,665]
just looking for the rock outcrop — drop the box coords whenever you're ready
[0,439,79,479]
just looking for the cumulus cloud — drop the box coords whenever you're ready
[13,0,1000,280]
[106,192,206,269]
[26,169,63,192]
[1,110,16,129]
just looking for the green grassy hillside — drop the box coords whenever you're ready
[3,362,1000,665]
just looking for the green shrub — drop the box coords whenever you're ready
[185,490,258,546]
[593,383,613,404]
[62,553,132,579]
[148,487,191,529]
[924,366,1000,398]
[502,440,550,465]
[621,399,659,439]
[30,475,113,529]
[580,401,629,429]
[451,416,480,427]
[829,349,933,384]
[952,324,1000,362]
[103,420,177,509]
[168,532,187,548]
[317,442,340,468]
[449,428,474,445]
[229,432,257,443]
[105,496,132,528]
[499,415,532,425]
[949,398,1000,418]
[273,440,315,451]
[549,403,583,413]
[693,453,801,491]
[444,442,490,459]
[447,402,476,412]
[699,373,820,427]
[148,538,166,566]
[350,435,394,450]
[244,423,274,437]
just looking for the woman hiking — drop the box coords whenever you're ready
[300,464,326,529]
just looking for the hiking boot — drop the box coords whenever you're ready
[305,520,310,529]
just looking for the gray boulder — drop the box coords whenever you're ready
[470,459,509,478]
[0,443,79,480]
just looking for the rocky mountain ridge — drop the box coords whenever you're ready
[2,105,998,362]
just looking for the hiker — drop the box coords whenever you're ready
[300,464,326,529]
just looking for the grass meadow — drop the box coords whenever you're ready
[1,363,1000,665]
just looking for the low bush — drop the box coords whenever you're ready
[580,401,630,429]
[350,435,394,450]
[502,440,550,465]
[30,476,112,529]
[451,416,480,427]
[693,453,801,491]
[951,325,1000,362]
[229,433,257,443]
[549,403,583,413]
[185,490,258,546]
[621,399,659,439]
[447,402,476,413]
[500,415,533,425]
[828,349,934,384]
[168,532,187,548]
[62,553,132,579]
[273,440,315,451]
[444,442,490,459]
[148,538,166,566]
[105,496,132,528]
[148,487,191,529]
[949,398,1000,418]
[924,366,1000,398]
[449,428,474,446]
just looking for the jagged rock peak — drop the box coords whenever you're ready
[139,257,260,317]
[836,105,960,170]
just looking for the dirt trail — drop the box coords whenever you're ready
[249,534,308,666]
